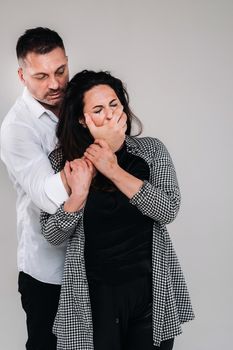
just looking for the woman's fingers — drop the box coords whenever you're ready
[85,158,96,176]
[94,139,109,149]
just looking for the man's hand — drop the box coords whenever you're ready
[84,105,127,152]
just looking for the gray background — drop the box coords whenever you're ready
[0,0,232,349]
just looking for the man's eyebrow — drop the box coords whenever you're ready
[32,64,66,77]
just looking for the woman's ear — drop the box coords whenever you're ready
[79,117,87,128]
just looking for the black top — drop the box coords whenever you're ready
[84,144,154,284]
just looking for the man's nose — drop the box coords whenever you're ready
[48,76,59,90]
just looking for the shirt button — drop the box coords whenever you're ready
[115,317,120,324]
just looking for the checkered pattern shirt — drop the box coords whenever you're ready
[41,136,194,349]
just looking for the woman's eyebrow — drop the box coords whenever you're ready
[92,104,103,109]
[109,98,117,104]
[92,98,118,109]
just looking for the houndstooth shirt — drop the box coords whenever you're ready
[41,136,195,349]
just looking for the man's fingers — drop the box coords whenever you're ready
[114,105,124,120]
[108,105,125,126]
[115,104,124,114]
[84,113,96,132]
[117,112,127,128]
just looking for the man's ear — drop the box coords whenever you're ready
[18,67,25,84]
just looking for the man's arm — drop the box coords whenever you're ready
[1,122,68,214]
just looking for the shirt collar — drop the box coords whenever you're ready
[22,87,58,122]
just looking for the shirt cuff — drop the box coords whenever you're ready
[129,180,150,206]
[44,172,69,206]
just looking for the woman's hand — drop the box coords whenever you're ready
[85,139,143,199]
[84,139,119,179]
[63,158,95,212]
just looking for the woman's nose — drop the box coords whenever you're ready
[105,107,115,120]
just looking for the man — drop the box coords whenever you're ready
[0,27,126,349]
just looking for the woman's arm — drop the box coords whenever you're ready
[84,139,180,224]
[40,205,84,246]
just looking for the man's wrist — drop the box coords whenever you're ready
[108,135,126,153]
[60,170,71,195]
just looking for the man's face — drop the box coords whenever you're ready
[18,47,69,108]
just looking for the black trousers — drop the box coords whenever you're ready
[88,276,174,350]
[18,272,61,350]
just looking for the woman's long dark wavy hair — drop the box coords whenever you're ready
[57,70,143,164]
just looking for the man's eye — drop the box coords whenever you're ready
[35,75,46,80]
[56,69,65,76]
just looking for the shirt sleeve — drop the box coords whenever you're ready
[1,122,68,214]
[40,205,84,245]
[129,140,181,224]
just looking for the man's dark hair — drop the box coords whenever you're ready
[16,27,65,60]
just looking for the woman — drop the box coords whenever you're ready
[41,70,194,350]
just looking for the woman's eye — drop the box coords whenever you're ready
[94,109,102,114]
[110,103,118,108]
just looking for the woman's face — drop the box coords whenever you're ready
[83,84,123,127]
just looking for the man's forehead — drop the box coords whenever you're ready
[21,47,67,71]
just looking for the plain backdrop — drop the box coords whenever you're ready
[0,1,232,349]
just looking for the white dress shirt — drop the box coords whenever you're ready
[0,88,69,284]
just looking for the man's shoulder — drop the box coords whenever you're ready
[1,94,29,129]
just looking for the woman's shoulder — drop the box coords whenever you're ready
[126,135,171,159]
[48,147,64,172]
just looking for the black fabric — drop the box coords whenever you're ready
[18,272,61,350]
[89,276,174,350]
[84,144,154,284]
